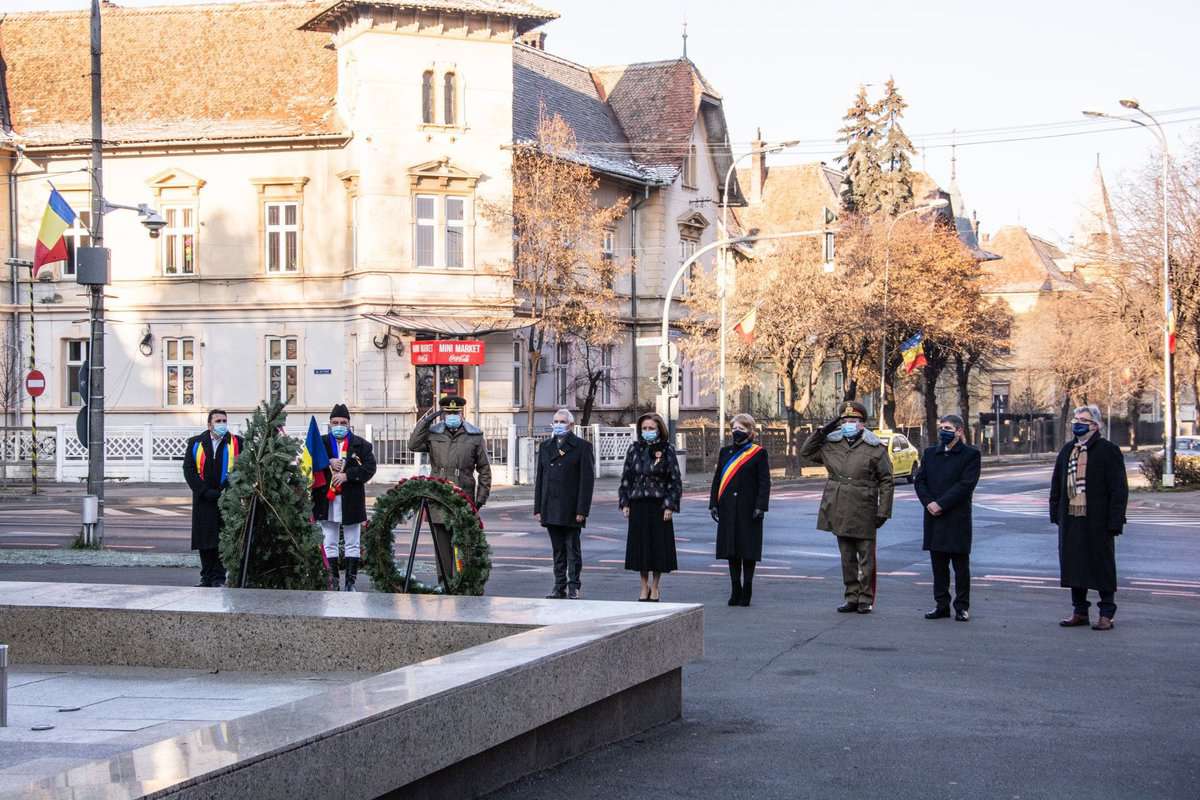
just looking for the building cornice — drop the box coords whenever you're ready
[23,133,352,158]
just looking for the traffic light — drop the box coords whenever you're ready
[658,361,680,398]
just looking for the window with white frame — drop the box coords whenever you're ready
[351,196,360,269]
[777,378,787,418]
[163,338,196,407]
[65,339,89,407]
[600,344,614,405]
[267,336,299,406]
[443,72,457,126]
[602,229,614,259]
[555,341,570,407]
[415,195,436,267]
[445,196,465,268]
[63,210,92,278]
[823,231,836,265]
[682,143,698,188]
[421,71,435,124]
[679,238,698,296]
[683,359,699,407]
[834,371,844,398]
[162,204,196,275]
[512,339,524,407]
[265,202,299,273]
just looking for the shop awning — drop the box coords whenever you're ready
[362,313,534,337]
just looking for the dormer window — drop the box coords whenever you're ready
[422,71,435,124]
[444,72,457,126]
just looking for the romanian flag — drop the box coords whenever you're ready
[33,190,76,278]
[900,332,928,374]
[733,307,758,343]
[301,415,330,489]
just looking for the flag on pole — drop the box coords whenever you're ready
[1168,298,1177,355]
[900,332,928,373]
[33,189,76,277]
[301,415,330,489]
[733,307,758,343]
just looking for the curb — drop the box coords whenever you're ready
[0,549,199,567]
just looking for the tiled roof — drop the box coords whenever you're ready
[513,45,672,185]
[0,1,341,146]
[980,225,1079,294]
[733,162,842,234]
[302,0,557,33]
[591,59,703,169]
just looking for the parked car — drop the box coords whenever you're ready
[874,429,920,483]
[1160,436,1200,457]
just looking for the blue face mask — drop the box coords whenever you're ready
[641,429,658,443]
[330,425,349,439]
[552,422,569,436]
[445,414,463,429]
[1072,422,1092,438]
[840,422,861,438]
[212,423,228,438]
[938,429,956,445]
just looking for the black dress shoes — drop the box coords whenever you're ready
[925,607,951,620]
[837,602,860,613]
[954,609,970,622]
[567,588,581,600]
[545,591,567,599]
[856,604,873,614]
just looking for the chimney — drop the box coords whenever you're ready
[750,127,766,206]
[518,31,547,50]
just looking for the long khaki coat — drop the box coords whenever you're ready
[799,427,894,540]
[408,411,492,507]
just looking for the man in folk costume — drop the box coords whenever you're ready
[799,401,894,614]
[312,404,377,591]
[1050,405,1128,631]
[182,409,244,587]
[409,395,491,586]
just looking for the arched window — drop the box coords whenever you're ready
[421,70,434,124]
[443,72,457,126]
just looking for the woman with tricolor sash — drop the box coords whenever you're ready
[709,413,771,607]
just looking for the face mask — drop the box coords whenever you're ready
[445,414,463,429]
[330,425,349,439]
[732,429,750,445]
[840,422,860,438]
[938,429,956,445]
[641,429,658,443]
[552,422,569,436]
[212,423,228,438]
[1072,422,1092,437]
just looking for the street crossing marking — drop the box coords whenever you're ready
[135,507,183,516]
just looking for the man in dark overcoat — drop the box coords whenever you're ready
[312,404,377,591]
[534,408,595,599]
[182,409,244,587]
[799,401,893,614]
[1050,404,1127,631]
[709,413,770,607]
[915,414,982,621]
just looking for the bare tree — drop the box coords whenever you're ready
[483,108,628,431]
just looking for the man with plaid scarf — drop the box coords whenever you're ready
[1049,405,1128,631]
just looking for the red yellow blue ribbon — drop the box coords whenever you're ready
[717,443,762,501]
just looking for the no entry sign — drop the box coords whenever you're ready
[25,369,46,398]
[410,340,485,366]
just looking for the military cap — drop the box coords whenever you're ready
[439,395,467,410]
[838,401,868,421]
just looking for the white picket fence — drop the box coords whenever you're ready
[0,423,643,485]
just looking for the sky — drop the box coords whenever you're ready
[4,0,1198,244]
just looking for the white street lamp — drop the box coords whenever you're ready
[659,229,828,440]
[717,141,800,436]
[877,199,950,426]
[1083,101,1175,486]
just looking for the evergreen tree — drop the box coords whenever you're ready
[219,401,327,590]
[837,85,883,215]
[878,77,916,216]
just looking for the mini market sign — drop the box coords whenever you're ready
[410,340,486,366]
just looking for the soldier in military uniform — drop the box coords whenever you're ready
[409,395,492,585]
[799,401,894,613]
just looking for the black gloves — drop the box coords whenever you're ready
[203,488,221,501]
[753,509,765,520]
[710,508,720,523]
[821,417,841,435]
[875,517,887,529]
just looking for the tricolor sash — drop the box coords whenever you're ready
[717,443,762,502]
[192,436,239,486]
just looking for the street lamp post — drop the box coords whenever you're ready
[1083,100,1174,486]
[877,200,950,428]
[659,229,828,441]
[717,141,799,436]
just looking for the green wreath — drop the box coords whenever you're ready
[362,477,491,596]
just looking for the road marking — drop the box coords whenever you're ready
[758,574,824,580]
[586,534,619,542]
[106,544,155,550]
[105,508,133,516]
[1130,579,1200,589]
[1151,590,1200,598]
[491,555,552,561]
[0,542,63,547]
[136,507,182,516]
[0,508,71,515]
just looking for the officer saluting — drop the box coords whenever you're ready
[800,401,894,614]
[409,395,492,585]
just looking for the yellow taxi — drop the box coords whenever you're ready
[874,429,921,483]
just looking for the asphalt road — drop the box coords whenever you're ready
[1,460,1198,799]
